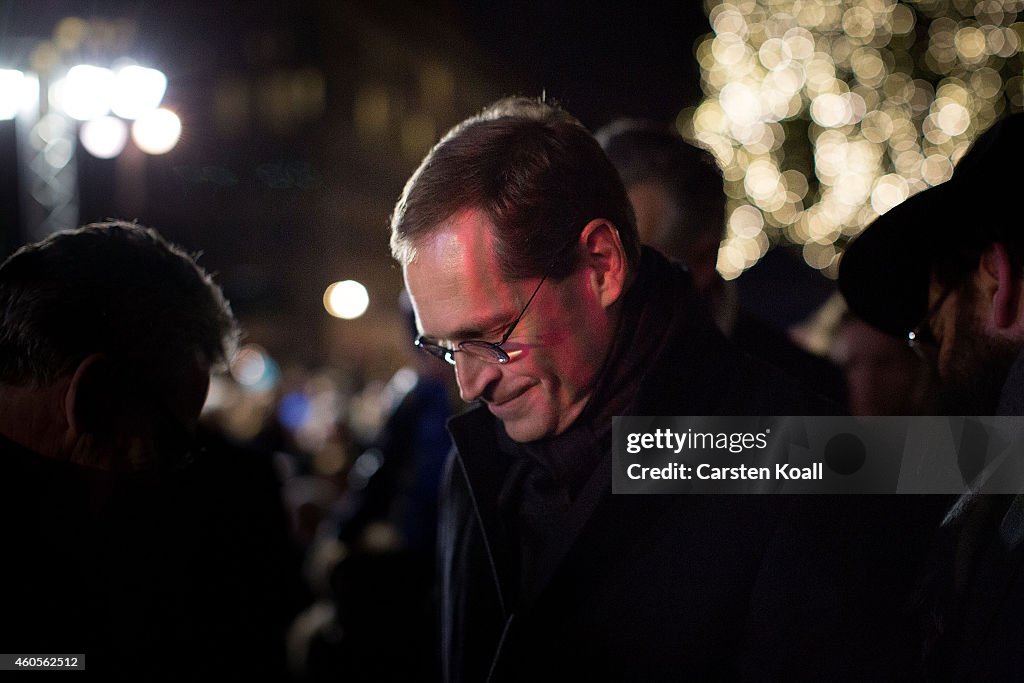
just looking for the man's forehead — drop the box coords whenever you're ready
[402,210,516,337]
[404,210,503,286]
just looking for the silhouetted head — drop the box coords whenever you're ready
[0,221,238,470]
[840,113,1024,413]
[596,119,725,292]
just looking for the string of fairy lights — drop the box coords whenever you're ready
[684,0,1024,280]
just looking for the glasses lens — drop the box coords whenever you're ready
[907,324,939,362]
[415,337,456,365]
[459,341,511,364]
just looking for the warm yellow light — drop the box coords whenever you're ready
[784,27,815,60]
[758,38,793,71]
[921,154,954,186]
[729,204,764,239]
[842,7,876,42]
[693,0,1022,269]
[955,27,988,62]
[803,241,837,270]
[131,108,182,154]
[745,159,781,198]
[719,82,762,126]
[851,48,885,86]
[713,33,750,66]
[710,4,747,37]
[324,280,370,320]
[870,174,909,214]
[891,4,916,35]
[935,101,971,136]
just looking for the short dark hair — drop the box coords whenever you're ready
[595,119,725,244]
[390,97,639,281]
[0,221,238,388]
[930,233,1022,293]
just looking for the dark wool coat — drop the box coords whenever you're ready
[923,352,1024,681]
[438,251,934,682]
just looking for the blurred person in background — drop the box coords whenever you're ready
[332,289,453,556]
[831,310,937,416]
[0,221,304,679]
[288,290,452,682]
[596,118,848,407]
[840,112,1024,678]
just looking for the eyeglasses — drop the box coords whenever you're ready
[415,272,548,366]
[907,286,953,359]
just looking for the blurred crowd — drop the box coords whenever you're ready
[199,323,456,681]
[194,264,937,681]
[190,113,950,681]
[5,101,1022,682]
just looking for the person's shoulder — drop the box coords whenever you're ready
[638,314,842,417]
[741,353,844,416]
[0,433,93,507]
[732,309,848,409]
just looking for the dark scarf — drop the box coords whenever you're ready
[494,248,697,601]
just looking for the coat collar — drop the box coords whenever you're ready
[446,248,744,612]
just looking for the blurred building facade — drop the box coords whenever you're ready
[0,0,509,381]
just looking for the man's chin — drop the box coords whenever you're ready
[494,405,558,443]
[499,417,550,444]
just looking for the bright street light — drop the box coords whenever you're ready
[131,108,182,155]
[40,62,179,156]
[52,64,116,121]
[111,65,167,119]
[324,280,370,320]
[79,115,129,158]
[0,69,34,120]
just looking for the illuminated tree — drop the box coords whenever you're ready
[687,0,1024,280]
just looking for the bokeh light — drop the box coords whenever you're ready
[53,64,115,121]
[79,115,129,158]
[111,65,167,119]
[0,69,29,120]
[691,0,1024,279]
[131,107,182,154]
[230,344,280,393]
[324,280,370,320]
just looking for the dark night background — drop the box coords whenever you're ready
[0,0,832,376]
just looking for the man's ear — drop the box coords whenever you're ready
[578,218,628,308]
[64,353,118,438]
[979,242,1024,331]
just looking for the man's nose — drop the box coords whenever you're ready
[454,353,502,403]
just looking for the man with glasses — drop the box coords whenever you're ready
[839,112,1024,678]
[389,98,903,681]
